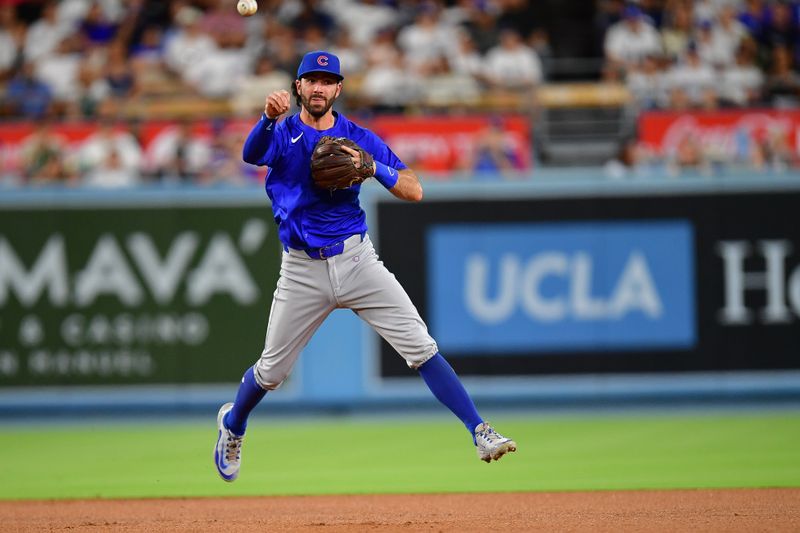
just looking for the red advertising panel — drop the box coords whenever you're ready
[638,110,800,160]
[0,115,532,181]
[369,115,532,174]
[0,120,256,178]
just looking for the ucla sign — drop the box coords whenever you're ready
[427,221,696,353]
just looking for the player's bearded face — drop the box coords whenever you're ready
[298,75,341,118]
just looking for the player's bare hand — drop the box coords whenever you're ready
[340,145,372,171]
[265,90,290,119]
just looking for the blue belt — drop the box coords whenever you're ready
[286,232,365,260]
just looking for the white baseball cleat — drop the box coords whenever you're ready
[214,402,243,482]
[474,422,517,463]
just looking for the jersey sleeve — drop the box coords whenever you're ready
[242,114,287,167]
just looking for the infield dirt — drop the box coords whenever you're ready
[1,488,798,532]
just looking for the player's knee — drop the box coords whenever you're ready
[253,363,288,390]
[404,344,439,370]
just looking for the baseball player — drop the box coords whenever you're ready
[214,50,516,482]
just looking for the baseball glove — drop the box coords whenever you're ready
[310,136,375,191]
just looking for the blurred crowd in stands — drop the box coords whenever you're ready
[0,0,798,187]
[0,0,548,121]
[8,118,262,187]
[602,0,800,110]
[599,0,800,178]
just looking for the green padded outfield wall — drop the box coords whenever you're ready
[0,205,280,386]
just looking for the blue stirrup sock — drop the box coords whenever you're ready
[224,365,267,436]
[418,353,483,436]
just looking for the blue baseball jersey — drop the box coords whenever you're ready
[243,111,406,250]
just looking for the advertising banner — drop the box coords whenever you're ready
[377,191,800,377]
[0,205,280,386]
[637,109,800,159]
[0,115,532,179]
[428,221,695,353]
[0,119,260,181]
[369,115,532,173]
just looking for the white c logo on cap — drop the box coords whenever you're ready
[317,55,329,66]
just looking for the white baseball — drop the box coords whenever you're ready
[237,0,257,16]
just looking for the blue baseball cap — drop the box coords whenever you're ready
[297,50,343,80]
[623,5,643,19]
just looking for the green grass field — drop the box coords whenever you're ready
[1,411,798,500]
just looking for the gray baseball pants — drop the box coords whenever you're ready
[253,233,438,390]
